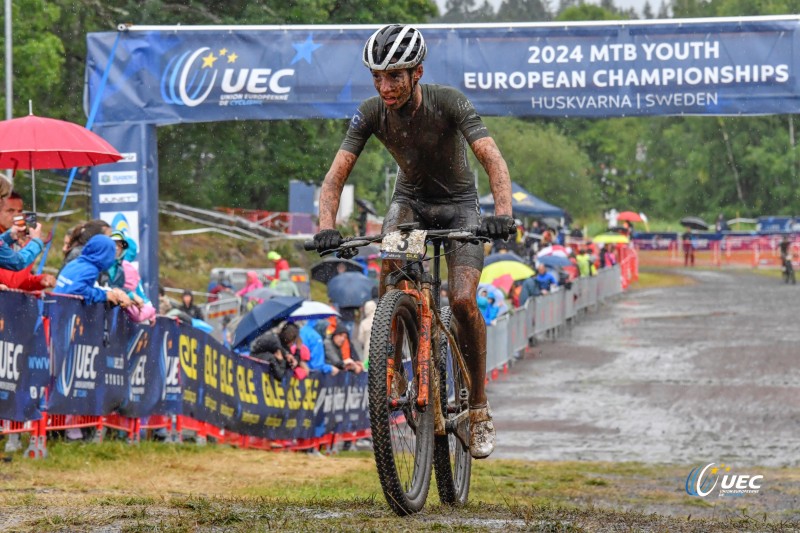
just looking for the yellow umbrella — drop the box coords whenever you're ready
[480,260,535,284]
[592,233,630,245]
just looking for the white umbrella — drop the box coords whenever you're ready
[288,301,341,321]
[536,245,569,258]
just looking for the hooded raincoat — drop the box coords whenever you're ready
[55,235,116,304]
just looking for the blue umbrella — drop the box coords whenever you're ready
[537,254,572,269]
[327,271,374,308]
[484,251,527,267]
[232,296,304,350]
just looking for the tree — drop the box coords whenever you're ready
[478,118,597,217]
[0,0,65,118]
[438,0,496,22]
[496,0,552,22]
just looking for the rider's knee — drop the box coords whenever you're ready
[449,293,476,315]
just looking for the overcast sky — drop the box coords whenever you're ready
[434,0,652,18]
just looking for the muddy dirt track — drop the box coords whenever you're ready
[490,269,800,467]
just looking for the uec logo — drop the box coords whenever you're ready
[686,463,763,497]
[161,47,294,107]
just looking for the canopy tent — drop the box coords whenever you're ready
[479,182,564,218]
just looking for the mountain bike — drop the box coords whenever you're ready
[306,224,488,515]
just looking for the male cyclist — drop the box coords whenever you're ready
[313,24,514,458]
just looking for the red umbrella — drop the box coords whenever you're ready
[0,112,122,210]
[491,273,514,295]
[617,211,643,223]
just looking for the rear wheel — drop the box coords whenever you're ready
[433,307,472,505]
[368,289,434,515]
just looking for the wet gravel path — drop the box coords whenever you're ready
[490,269,800,467]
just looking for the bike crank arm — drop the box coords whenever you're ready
[445,410,470,451]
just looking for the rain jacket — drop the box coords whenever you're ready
[357,300,377,367]
[55,235,116,304]
[270,269,300,297]
[236,271,263,297]
[302,319,334,374]
[477,296,498,325]
[0,230,43,272]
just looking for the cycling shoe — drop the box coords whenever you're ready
[469,403,495,459]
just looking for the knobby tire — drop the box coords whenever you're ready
[368,289,434,515]
[433,306,472,505]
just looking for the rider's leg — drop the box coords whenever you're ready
[447,262,496,459]
[447,265,486,407]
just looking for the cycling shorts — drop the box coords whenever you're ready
[382,197,484,272]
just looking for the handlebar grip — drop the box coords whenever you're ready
[303,240,317,251]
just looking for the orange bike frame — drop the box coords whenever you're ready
[401,288,432,410]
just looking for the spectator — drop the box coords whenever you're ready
[356,300,377,368]
[534,263,559,294]
[337,305,358,336]
[119,237,156,323]
[476,295,495,325]
[61,219,112,268]
[236,270,263,297]
[267,251,289,281]
[0,215,45,273]
[0,191,56,290]
[103,231,129,288]
[324,324,364,373]
[682,230,695,267]
[519,275,539,306]
[278,322,310,380]
[599,243,617,269]
[54,235,131,306]
[0,190,23,231]
[510,280,523,308]
[249,330,289,381]
[178,289,204,320]
[302,319,339,376]
[208,276,234,303]
[270,269,301,297]
[715,213,729,233]
[575,249,596,277]
[158,286,173,315]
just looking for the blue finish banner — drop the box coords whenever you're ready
[86,18,800,121]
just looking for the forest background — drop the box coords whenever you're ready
[4,0,800,225]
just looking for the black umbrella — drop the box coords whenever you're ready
[327,272,374,308]
[310,257,364,283]
[680,216,710,231]
[355,198,378,216]
[232,296,304,350]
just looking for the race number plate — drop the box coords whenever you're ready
[381,230,428,260]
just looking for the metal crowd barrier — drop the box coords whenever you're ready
[483,265,625,380]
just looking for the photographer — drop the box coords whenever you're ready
[0,191,55,289]
[0,196,46,273]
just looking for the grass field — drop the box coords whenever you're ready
[1,441,797,531]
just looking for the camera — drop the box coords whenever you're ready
[12,212,36,235]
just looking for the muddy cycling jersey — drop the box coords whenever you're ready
[340,84,490,203]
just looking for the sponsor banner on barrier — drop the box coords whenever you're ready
[178,326,369,440]
[47,296,130,415]
[0,292,49,421]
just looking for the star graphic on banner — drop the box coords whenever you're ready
[219,47,228,56]
[227,52,238,63]
[202,52,218,68]
[291,34,322,65]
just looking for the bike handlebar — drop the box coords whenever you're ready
[303,226,488,255]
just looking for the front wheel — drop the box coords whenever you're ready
[368,289,434,516]
[433,307,472,505]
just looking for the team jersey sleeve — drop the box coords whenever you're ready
[444,87,490,145]
[339,99,377,156]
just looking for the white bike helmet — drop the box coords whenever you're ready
[362,24,427,71]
